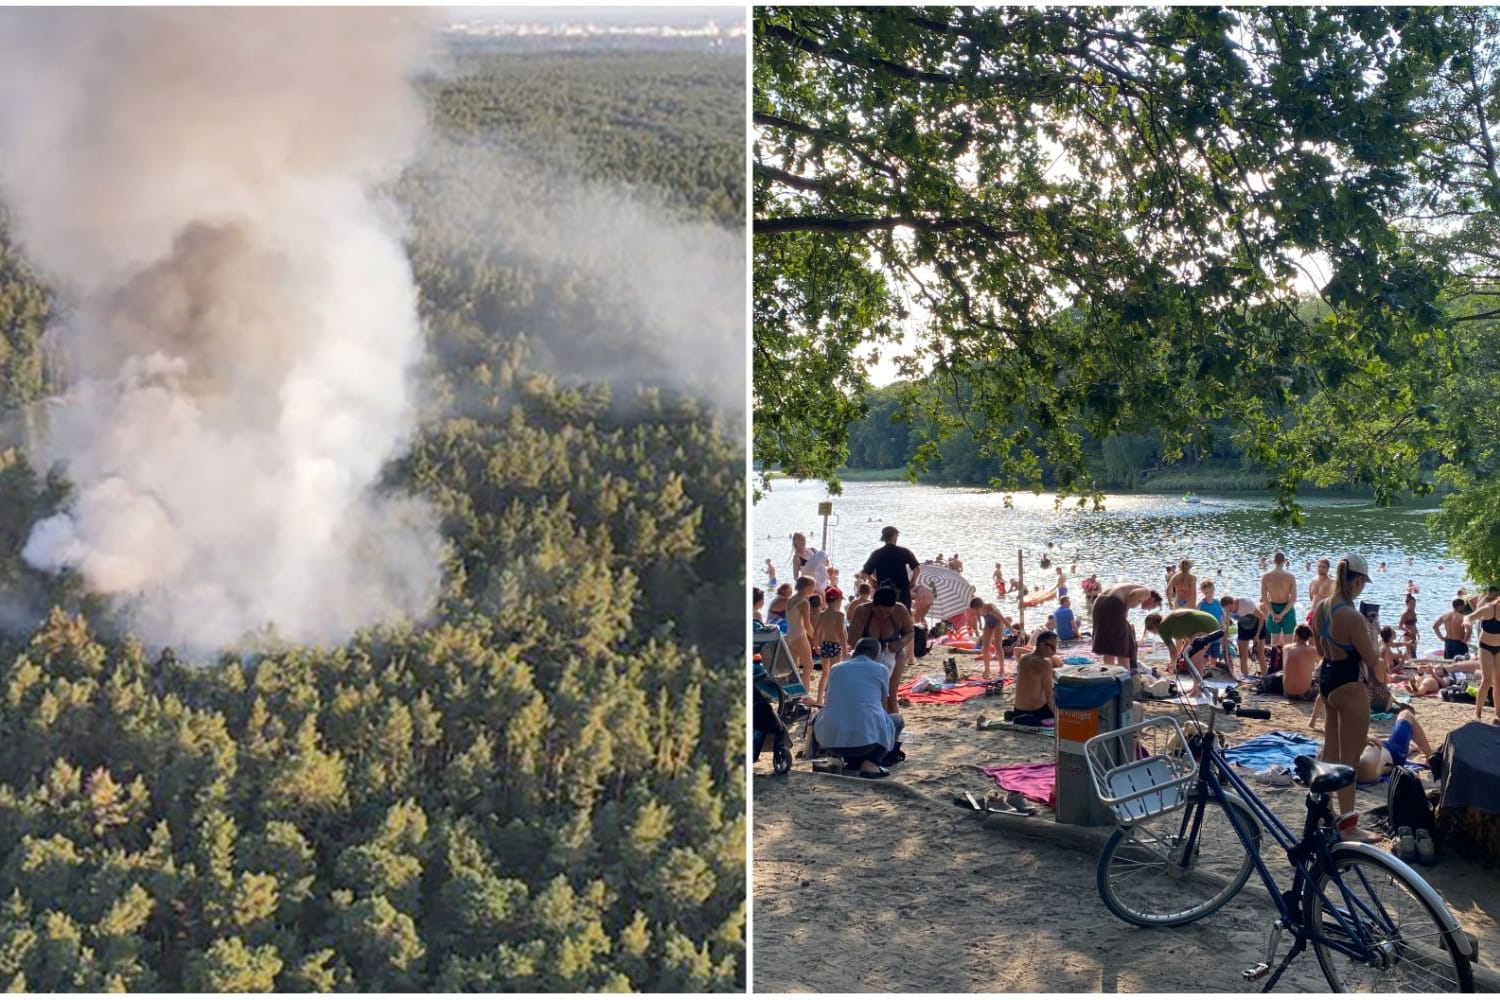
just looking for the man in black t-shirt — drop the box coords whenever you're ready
[861,525,920,609]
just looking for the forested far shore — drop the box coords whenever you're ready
[837,378,1452,499]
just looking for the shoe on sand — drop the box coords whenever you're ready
[1414,828,1437,866]
[1394,826,1417,863]
[1253,765,1292,787]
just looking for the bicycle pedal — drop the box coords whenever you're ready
[1242,963,1270,981]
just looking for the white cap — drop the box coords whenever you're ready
[1342,554,1370,577]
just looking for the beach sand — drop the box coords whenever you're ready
[752,649,1500,993]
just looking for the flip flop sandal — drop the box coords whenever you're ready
[858,766,890,779]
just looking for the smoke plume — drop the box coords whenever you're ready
[0,9,445,653]
[409,139,745,413]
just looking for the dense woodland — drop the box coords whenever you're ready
[840,374,1398,495]
[0,43,745,991]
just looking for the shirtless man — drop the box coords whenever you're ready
[1434,597,1471,660]
[813,589,850,704]
[1011,631,1060,728]
[1308,558,1334,608]
[966,597,1011,680]
[1261,551,1298,647]
[784,576,818,699]
[1282,624,1318,698]
[1166,560,1198,609]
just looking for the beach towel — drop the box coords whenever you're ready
[1062,655,1094,665]
[983,762,1057,807]
[1223,731,1321,772]
[898,678,992,705]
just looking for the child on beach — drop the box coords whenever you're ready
[814,589,850,704]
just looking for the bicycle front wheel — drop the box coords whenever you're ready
[1305,844,1474,992]
[1096,789,1260,927]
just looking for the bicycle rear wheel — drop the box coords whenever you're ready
[1096,790,1260,927]
[1305,844,1474,992]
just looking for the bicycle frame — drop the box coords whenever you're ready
[1169,715,1399,984]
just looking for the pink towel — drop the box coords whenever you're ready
[983,762,1057,808]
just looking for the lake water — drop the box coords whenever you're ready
[754,480,1475,648]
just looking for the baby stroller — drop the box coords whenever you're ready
[753,624,807,775]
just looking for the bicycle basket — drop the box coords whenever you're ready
[1084,715,1197,825]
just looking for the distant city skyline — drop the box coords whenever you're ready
[447,6,743,27]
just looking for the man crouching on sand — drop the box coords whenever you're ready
[1011,631,1060,728]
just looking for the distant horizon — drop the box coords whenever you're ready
[447,6,743,27]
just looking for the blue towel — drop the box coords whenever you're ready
[1062,655,1094,665]
[1223,731,1322,771]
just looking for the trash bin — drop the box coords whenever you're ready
[1055,664,1135,826]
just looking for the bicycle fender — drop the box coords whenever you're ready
[1324,841,1470,952]
[1219,789,1263,845]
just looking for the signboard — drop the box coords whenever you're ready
[816,501,833,516]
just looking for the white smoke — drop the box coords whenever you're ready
[410,139,745,412]
[0,9,445,653]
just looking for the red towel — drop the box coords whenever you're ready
[983,762,1058,808]
[897,679,994,705]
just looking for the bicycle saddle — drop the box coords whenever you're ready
[1293,754,1355,793]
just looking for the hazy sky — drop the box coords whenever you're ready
[447,6,743,26]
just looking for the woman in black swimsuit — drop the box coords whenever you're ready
[1467,593,1500,722]
[847,586,915,714]
[1311,554,1382,843]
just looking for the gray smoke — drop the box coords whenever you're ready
[0,9,445,653]
[410,139,745,412]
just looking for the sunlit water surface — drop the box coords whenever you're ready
[754,480,1474,648]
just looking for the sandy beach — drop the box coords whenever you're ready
[752,647,1500,993]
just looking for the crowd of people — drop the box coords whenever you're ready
[757,527,1497,836]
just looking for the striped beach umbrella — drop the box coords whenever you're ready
[918,563,977,622]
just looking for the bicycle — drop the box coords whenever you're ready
[1083,652,1476,992]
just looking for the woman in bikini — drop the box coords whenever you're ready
[848,585,915,714]
[1466,594,1500,722]
[1310,554,1382,843]
[967,597,1011,680]
[1398,594,1419,660]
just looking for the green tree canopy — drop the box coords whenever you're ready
[754,6,1458,515]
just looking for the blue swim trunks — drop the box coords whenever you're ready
[1384,718,1413,768]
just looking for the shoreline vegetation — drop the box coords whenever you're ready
[765,466,1443,501]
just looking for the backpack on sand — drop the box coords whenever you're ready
[1388,766,1435,838]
